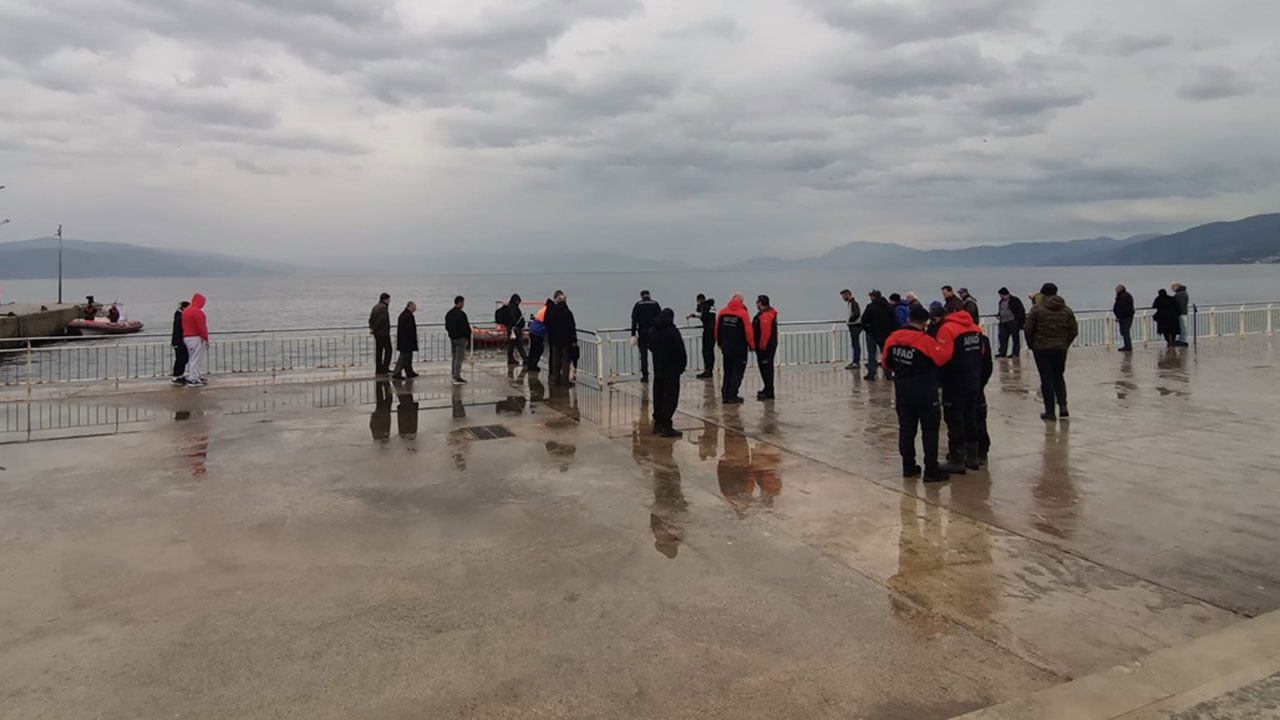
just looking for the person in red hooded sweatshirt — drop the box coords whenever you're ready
[752,295,779,400]
[935,305,987,473]
[715,293,755,404]
[182,293,209,387]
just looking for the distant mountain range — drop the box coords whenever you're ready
[737,214,1280,269]
[0,238,289,278]
[2,213,1276,278]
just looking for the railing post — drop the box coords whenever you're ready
[25,340,33,397]
[1239,305,1246,337]
[1105,316,1113,348]
[596,334,605,387]
[1268,304,1274,336]
[1209,308,1217,337]
[830,324,838,367]
[114,342,121,390]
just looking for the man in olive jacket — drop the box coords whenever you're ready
[1024,283,1078,421]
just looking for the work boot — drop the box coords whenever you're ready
[923,468,951,483]
[659,427,683,438]
[903,462,922,478]
[756,390,774,400]
[964,442,981,470]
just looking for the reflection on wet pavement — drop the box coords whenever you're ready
[3,338,1280,717]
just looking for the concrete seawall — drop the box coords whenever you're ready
[0,303,81,347]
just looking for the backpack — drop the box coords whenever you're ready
[494,306,506,325]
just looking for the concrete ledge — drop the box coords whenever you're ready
[955,610,1280,719]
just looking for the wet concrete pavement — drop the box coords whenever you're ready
[1,337,1278,718]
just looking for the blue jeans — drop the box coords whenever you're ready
[847,325,862,364]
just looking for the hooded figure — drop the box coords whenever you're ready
[1153,289,1181,346]
[181,293,209,386]
[501,293,528,365]
[650,308,688,437]
[171,300,190,384]
[545,291,577,386]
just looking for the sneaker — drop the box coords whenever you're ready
[862,372,876,380]
[756,391,774,400]
[695,372,713,379]
[1040,411,1056,421]
[938,460,967,475]
[723,397,745,404]
[1118,347,1133,352]
[995,353,1007,358]
[923,469,951,484]
[452,378,466,385]
[844,362,858,370]
[391,374,404,381]
[171,377,186,385]
[407,371,419,378]
[903,464,922,478]
[659,428,683,438]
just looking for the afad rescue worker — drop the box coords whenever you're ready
[977,331,994,465]
[753,295,779,400]
[715,293,755,404]
[882,305,954,483]
[936,307,988,473]
[631,290,661,383]
[687,294,716,378]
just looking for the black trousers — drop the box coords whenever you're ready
[943,389,981,453]
[507,330,528,363]
[701,333,715,373]
[393,351,415,378]
[550,344,572,386]
[527,334,545,368]
[653,375,681,429]
[977,390,990,454]
[757,349,776,394]
[998,322,1021,356]
[865,333,882,373]
[722,355,747,400]
[897,400,941,472]
[1032,349,1069,412]
[1117,317,1133,349]
[637,330,652,377]
[374,334,392,374]
[172,341,189,378]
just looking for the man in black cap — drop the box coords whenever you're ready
[860,289,896,380]
[882,305,954,483]
[631,290,661,383]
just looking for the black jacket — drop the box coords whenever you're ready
[445,307,470,340]
[369,301,391,337]
[1113,291,1135,320]
[937,313,986,395]
[631,298,661,336]
[545,302,577,347]
[396,309,418,352]
[1153,293,1180,335]
[862,297,897,341]
[499,294,525,331]
[696,300,716,337]
[650,315,687,378]
[171,309,184,345]
[962,297,980,324]
[882,326,950,406]
[1008,296,1027,324]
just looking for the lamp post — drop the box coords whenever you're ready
[56,225,63,304]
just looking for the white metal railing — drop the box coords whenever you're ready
[3,306,1277,391]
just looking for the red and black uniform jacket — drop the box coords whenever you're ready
[752,307,778,356]
[882,326,953,406]
[936,311,986,395]
[715,298,755,358]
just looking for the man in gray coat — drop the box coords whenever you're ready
[1172,283,1190,346]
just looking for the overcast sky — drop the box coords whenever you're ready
[1,0,1277,264]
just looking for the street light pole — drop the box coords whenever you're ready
[56,225,63,304]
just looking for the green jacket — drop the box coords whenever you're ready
[1025,295,1078,351]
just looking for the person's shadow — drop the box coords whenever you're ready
[649,439,688,558]
[396,385,419,445]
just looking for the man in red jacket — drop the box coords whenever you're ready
[883,305,954,482]
[715,293,755,404]
[182,293,209,387]
[935,308,987,472]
